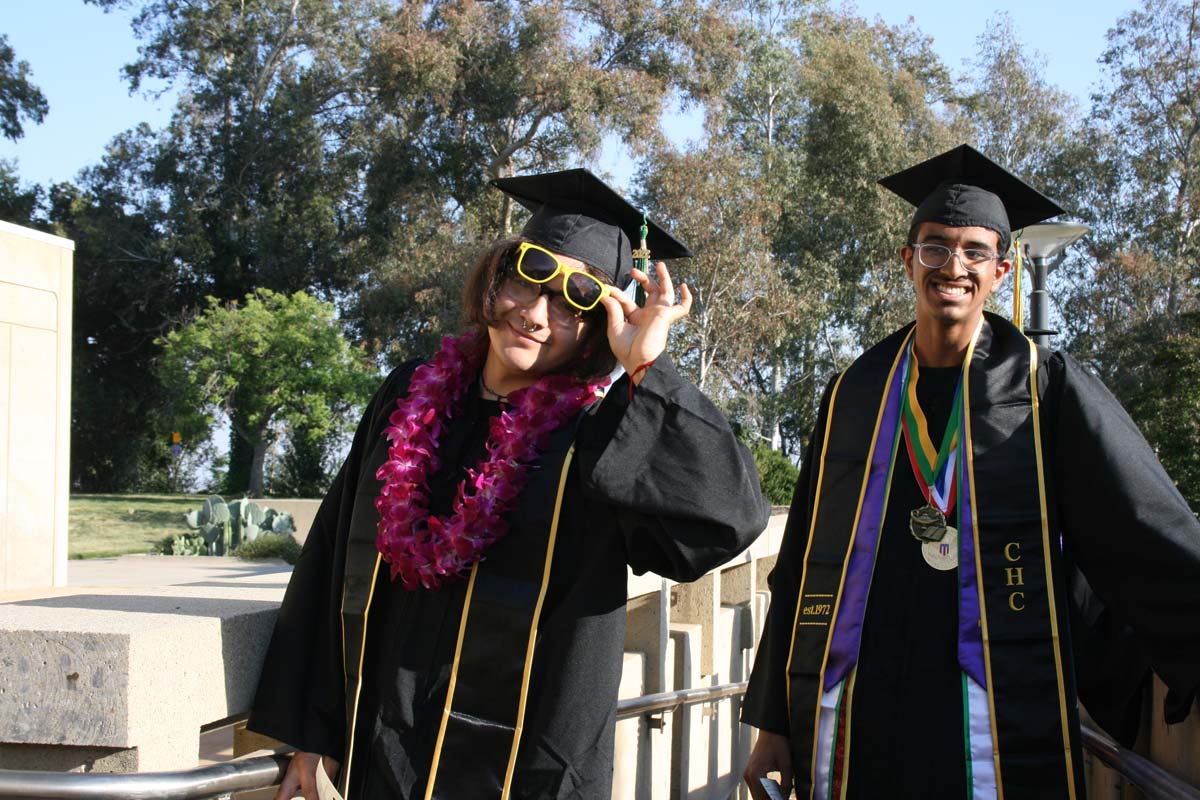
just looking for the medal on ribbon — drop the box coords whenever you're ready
[899,343,964,571]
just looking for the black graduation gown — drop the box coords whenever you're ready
[742,320,1200,798]
[248,354,770,800]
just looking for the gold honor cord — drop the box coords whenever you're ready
[340,553,383,798]
[1013,237,1024,331]
[424,563,481,800]
[500,446,576,798]
[1028,342,1078,798]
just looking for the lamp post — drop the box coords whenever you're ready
[1017,222,1091,347]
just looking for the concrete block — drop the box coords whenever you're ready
[719,563,754,609]
[671,573,719,677]
[753,592,770,651]
[669,623,707,800]
[712,605,750,799]
[625,587,669,694]
[0,574,285,771]
[0,220,73,592]
[233,721,285,757]
[614,652,645,800]
[0,742,138,773]
[754,555,778,602]
[1150,675,1200,787]
[647,637,675,800]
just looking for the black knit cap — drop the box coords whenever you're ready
[490,168,693,285]
[878,144,1066,251]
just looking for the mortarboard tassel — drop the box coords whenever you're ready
[633,212,651,307]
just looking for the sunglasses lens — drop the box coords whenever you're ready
[518,247,559,282]
[565,271,603,309]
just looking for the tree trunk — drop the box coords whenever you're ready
[248,440,269,498]
[224,428,255,496]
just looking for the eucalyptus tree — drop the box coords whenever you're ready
[680,2,958,453]
[85,0,386,490]
[1047,0,1200,376]
[1089,0,1200,319]
[0,34,48,142]
[352,0,708,365]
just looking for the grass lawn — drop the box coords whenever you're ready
[69,494,204,559]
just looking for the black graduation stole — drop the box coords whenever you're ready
[339,418,581,800]
[785,314,1083,799]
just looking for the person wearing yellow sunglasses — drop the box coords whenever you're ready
[251,168,770,800]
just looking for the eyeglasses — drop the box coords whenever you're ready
[499,276,591,328]
[910,242,1003,274]
[513,242,611,312]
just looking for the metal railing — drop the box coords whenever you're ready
[0,754,289,800]
[1080,724,1200,799]
[1,682,1198,800]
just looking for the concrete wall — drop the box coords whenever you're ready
[0,221,74,592]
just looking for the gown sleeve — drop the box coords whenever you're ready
[740,377,835,735]
[1047,351,1200,723]
[246,365,415,756]
[576,355,771,583]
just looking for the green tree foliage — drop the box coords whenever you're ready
[84,0,381,484]
[958,13,1079,181]
[0,35,48,142]
[85,0,377,300]
[46,131,193,492]
[638,143,800,439]
[266,424,341,497]
[1105,313,1200,514]
[1049,0,1200,373]
[0,159,41,224]
[1017,0,1200,506]
[352,0,707,366]
[157,289,378,496]
[671,2,958,455]
[1090,0,1200,318]
[750,442,799,507]
[47,0,1200,509]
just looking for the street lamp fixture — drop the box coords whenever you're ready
[1016,221,1091,347]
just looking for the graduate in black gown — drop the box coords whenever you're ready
[248,169,770,800]
[741,145,1200,800]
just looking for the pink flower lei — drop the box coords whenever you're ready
[374,331,606,591]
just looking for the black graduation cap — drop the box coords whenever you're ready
[490,168,693,285]
[878,144,1065,251]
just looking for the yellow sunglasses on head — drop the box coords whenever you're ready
[513,242,611,312]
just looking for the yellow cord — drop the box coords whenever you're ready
[1013,237,1024,331]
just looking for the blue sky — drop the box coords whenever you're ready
[2,0,1134,192]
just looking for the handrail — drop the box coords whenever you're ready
[1,684,1197,800]
[616,680,748,719]
[0,753,288,800]
[1080,724,1200,800]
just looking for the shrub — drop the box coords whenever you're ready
[234,533,302,565]
[751,443,799,506]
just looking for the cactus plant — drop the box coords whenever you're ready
[178,496,296,556]
[183,495,232,555]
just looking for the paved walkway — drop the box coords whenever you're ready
[0,555,293,603]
